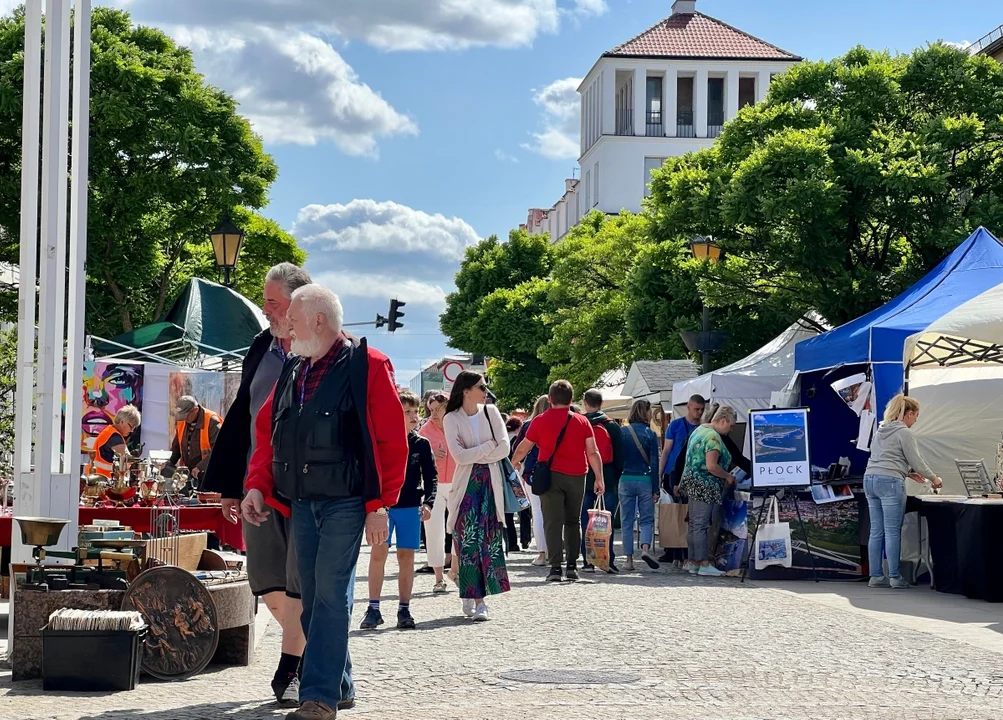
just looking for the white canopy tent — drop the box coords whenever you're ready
[672,314,827,422]
[903,283,1003,495]
[595,367,633,419]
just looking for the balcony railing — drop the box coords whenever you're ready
[646,111,663,137]
[971,23,1003,55]
[615,109,633,136]
[707,110,725,138]
[677,109,695,138]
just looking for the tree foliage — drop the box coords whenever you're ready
[440,230,552,408]
[647,44,1003,327]
[0,7,295,337]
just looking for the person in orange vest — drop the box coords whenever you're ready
[165,395,222,485]
[87,405,142,478]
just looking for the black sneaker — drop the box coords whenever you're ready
[546,567,563,582]
[658,550,672,563]
[606,563,620,574]
[415,565,435,574]
[396,607,416,630]
[271,675,299,706]
[360,606,383,630]
[582,561,595,573]
[565,566,579,582]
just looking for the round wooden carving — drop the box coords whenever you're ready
[121,565,220,681]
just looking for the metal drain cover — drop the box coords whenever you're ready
[499,669,640,685]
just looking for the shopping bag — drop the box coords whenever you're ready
[658,502,688,549]
[754,497,792,570]
[584,496,613,571]
[500,457,530,513]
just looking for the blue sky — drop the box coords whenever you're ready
[3,0,996,381]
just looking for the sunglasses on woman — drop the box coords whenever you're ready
[476,384,488,392]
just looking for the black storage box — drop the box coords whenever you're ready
[41,626,145,692]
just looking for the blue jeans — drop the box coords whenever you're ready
[580,486,617,565]
[291,497,365,708]
[618,476,655,556]
[864,474,906,579]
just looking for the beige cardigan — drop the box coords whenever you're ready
[442,404,510,532]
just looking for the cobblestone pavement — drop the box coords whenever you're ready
[3,547,1003,720]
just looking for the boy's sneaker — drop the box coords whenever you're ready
[360,606,383,630]
[396,607,416,629]
[868,576,890,588]
[546,567,563,582]
[890,576,911,589]
[272,675,299,706]
[565,565,579,582]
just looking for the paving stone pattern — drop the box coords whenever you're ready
[3,548,1003,720]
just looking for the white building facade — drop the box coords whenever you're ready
[528,0,800,241]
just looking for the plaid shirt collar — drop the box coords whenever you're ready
[295,335,350,406]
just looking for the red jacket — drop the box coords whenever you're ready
[245,341,407,517]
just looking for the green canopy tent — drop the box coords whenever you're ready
[92,278,267,367]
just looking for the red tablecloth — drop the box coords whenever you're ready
[0,506,244,551]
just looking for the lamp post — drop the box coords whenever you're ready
[679,235,727,375]
[210,218,245,288]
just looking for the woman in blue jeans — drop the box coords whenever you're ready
[619,400,661,571]
[864,394,942,589]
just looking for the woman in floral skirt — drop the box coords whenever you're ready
[442,371,511,621]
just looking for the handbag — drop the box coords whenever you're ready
[486,406,530,513]
[531,412,572,496]
[754,496,793,570]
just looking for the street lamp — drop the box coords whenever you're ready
[210,218,246,288]
[679,235,728,375]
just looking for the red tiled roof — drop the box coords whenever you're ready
[606,11,800,61]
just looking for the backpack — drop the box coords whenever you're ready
[590,418,614,465]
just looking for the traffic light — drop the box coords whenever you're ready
[388,298,406,333]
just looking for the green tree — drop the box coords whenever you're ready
[539,211,652,392]
[440,230,552,407]
[0,7,290,337]
[647,44,1003,327]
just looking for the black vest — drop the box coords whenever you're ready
[271,344,363,501]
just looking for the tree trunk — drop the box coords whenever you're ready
[105,274,133,333]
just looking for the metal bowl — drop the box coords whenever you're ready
[14,516,69,547]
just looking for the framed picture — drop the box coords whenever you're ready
[750,408,811,488]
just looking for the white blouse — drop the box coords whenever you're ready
[441,403,510,531]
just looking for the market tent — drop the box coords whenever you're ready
[623,360,700,413]
[93,278,266,365]
[672,313,827,421]
[901,282,1003,494]
[594,367,633,419]
[796,227,1003,416]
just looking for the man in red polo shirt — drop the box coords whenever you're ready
[512,379,605,583]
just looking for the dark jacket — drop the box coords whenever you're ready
[585,410,624,487]
[201,329,274,499]
[396,431,437,509]
[515,420,540,481]
[621,422,660,494]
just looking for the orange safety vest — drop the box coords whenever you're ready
[89,426,119,478]
[176,409,221,461]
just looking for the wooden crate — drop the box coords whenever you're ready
[144,532,208,571]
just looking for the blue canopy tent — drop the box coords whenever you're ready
[794,227,1003,469]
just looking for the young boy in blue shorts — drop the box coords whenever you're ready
[361,389,437,630]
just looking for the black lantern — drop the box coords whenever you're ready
[683,234,727,374]
[210,218,245,287]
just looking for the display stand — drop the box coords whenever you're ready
[740,487,819,583]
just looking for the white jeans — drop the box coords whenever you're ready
[424,485,449,568]
[530,491,547,554]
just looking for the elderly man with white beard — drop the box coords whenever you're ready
[243,283,408,720]
[202,262,311,705]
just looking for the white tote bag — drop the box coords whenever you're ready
[754,497,793,570]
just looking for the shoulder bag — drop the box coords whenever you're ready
[485,406,530,513]
[531,412,572,496]
[625,424,649,464]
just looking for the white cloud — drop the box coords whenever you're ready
[943,40,972,51]
[148,26,416,152]
[112,0,588,52]
[0,1,20,16]
[313,270,448,308]
[494,149,520,163]
[522,77,582,160]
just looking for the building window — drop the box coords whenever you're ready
[677,76,694,138]
[739,77,756,109]
[644,157,666,197]
[707,77,724,137]
[646,76,663,137]
[585,170,591,209]
[594,163,600,208]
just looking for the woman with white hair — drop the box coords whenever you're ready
[864,394,942,589]
[88,405,141,478]
[679,404,738,577]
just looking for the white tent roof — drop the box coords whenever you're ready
[672,313,827,422]
[594,367,633,419]
[904,283,1003,371]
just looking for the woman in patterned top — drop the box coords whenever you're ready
[679,405,738,577]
